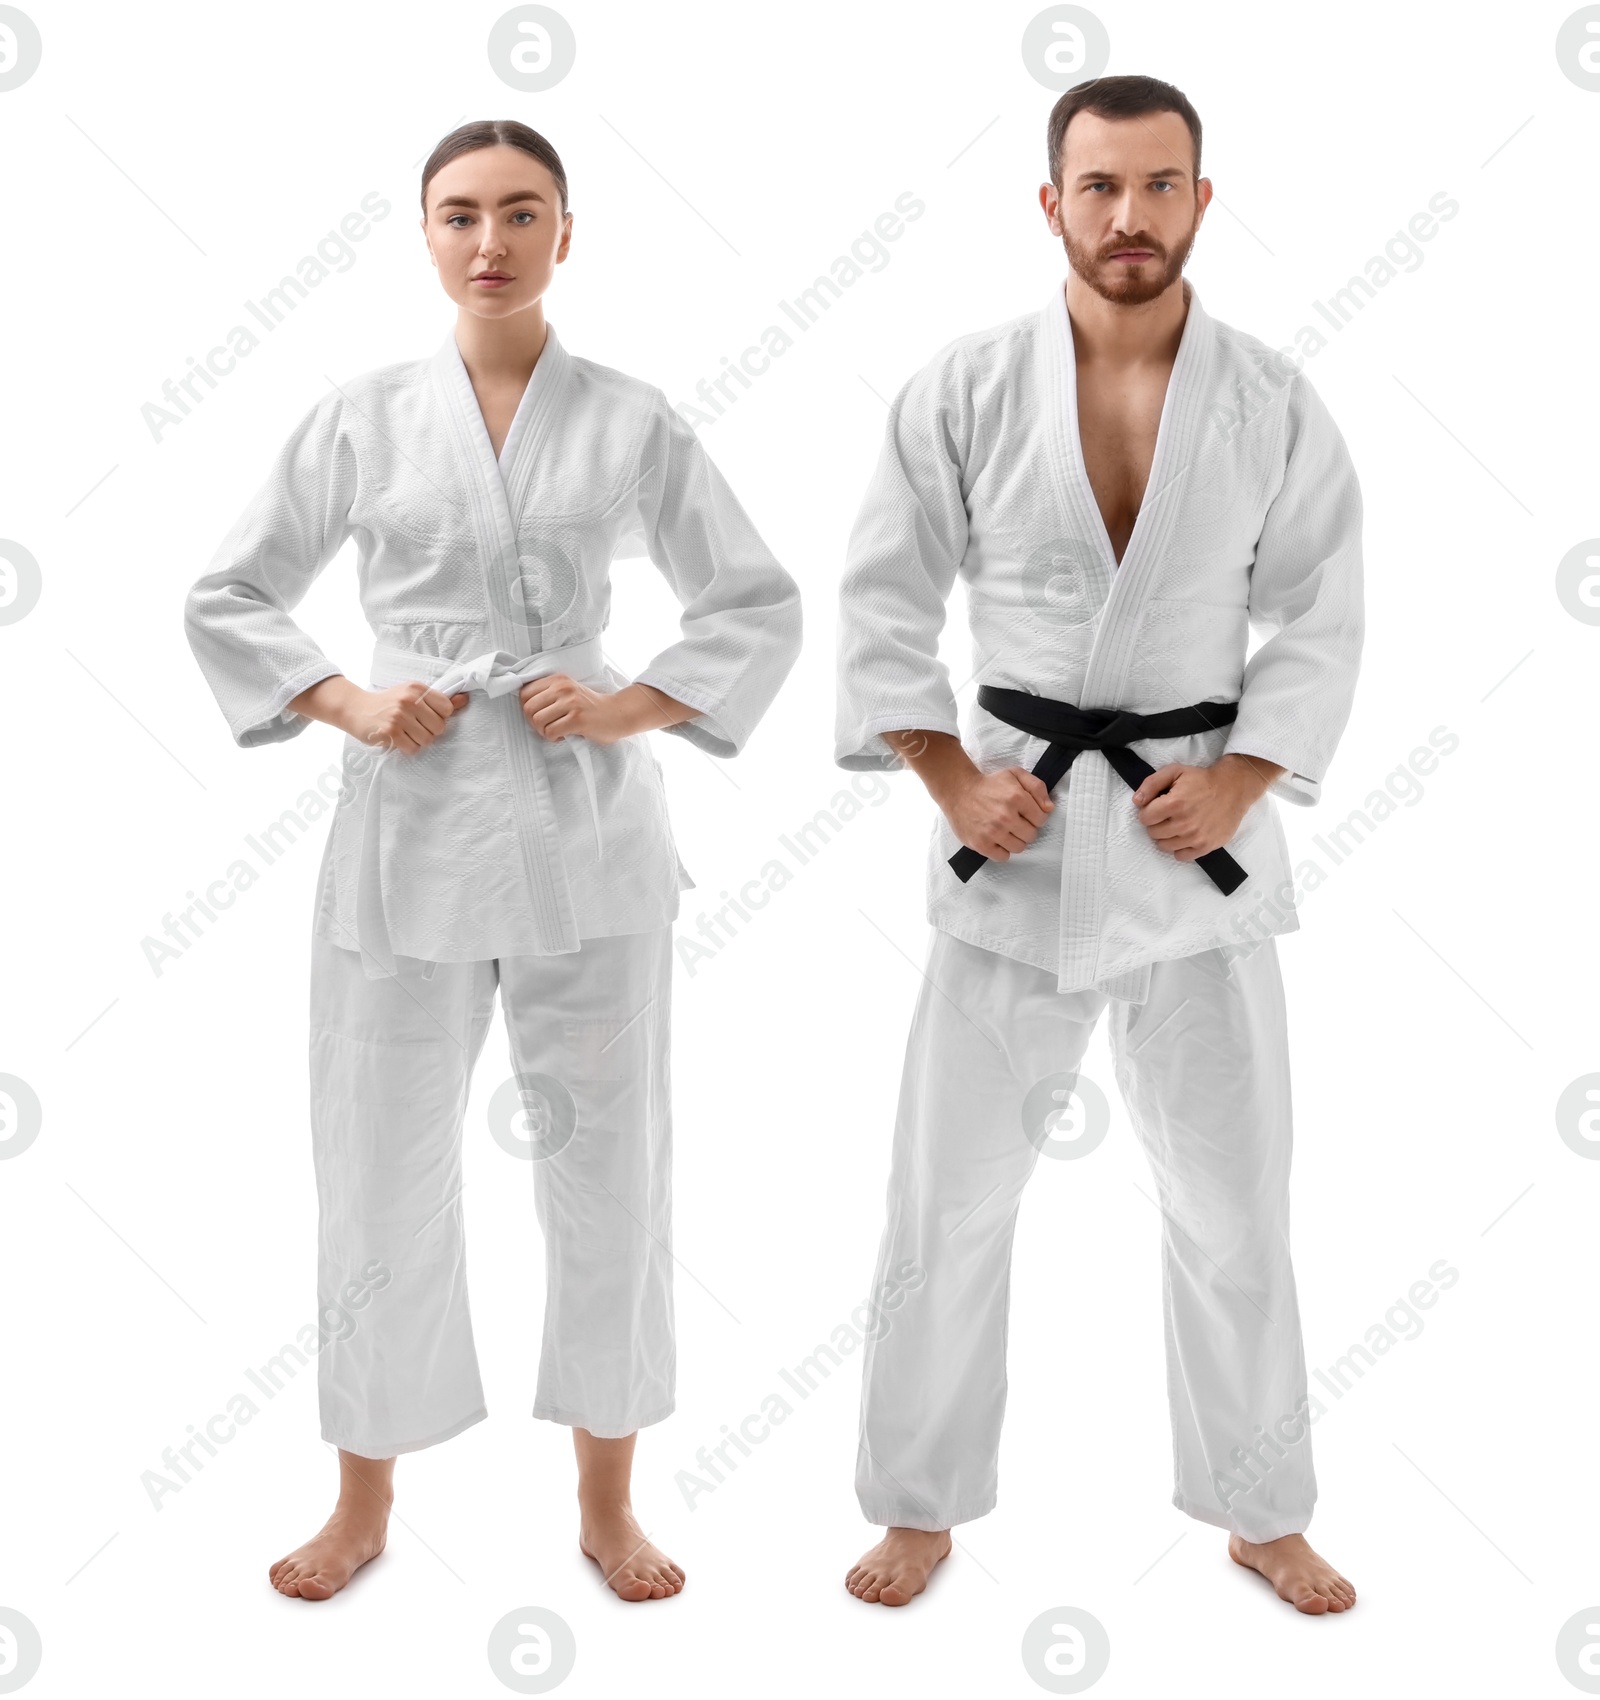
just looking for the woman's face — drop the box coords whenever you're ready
[422,144,572,318]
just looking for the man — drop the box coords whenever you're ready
[835,75,1362,1614]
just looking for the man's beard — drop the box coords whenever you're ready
[1062,216,1197,305]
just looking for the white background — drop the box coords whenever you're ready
[1,0,1595,1695]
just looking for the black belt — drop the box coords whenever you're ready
[947,686,1249,895]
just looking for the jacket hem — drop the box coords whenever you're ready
[923,911,1299,991]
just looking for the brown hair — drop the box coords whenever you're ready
[1047,75,1202,187]
[420,119,571,218]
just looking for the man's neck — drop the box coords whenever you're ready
[1063,275,1189,367]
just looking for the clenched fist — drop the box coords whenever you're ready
[941,765,1055,862]
[519,675,698,746]
[1131,753,1283,859]
[287,675,470,754]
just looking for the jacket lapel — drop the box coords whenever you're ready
[1036,276,1214,990]
[1042,279,1214,709]
[427,325,582,952]
[431,325,572,650]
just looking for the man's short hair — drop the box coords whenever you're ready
[1047,75,1203,187]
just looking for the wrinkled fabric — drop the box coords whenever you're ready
[184,324,802,964]
[835,280,1363,992]
[351,637,607,982]
[856,929,1314,1543]
[311,925,675,1458]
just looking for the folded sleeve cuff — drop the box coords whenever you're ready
[634,670,742,759]
[835,712,964,772]
[1225,739,1322,807]
[231,661,346,748]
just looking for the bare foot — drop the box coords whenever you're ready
[1228,1532,1355,1615]
[579,1502,684,1602]
[846,1527,952,1606]
[269,1450,394,1601]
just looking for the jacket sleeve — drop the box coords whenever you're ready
[182,390,357,748]
[834,348,972,771]
[626,392,802,758]
[1223,371,1364,807]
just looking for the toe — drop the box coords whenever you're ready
[879,1583,912,1607]
[1293,1588,1329,1615]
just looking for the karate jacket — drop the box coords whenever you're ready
[185,325,802,976]
[835,281,1363,996]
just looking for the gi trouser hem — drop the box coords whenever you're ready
[854,928,1316,1538]
[532,1397,676,1438]
[1172,1493,1311,1544]
[324,1405,489,1461]
[310,925,676,1462]
[857,1493,997,1532]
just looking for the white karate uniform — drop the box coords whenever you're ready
[186,325,800,1450]
[836,279,1363,1000]
[311,926,674,1457]
[837,280,1361,1535]
[187,322,802,971]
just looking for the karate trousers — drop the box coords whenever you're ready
[856,928,1315,1543]
[308,926,675,1458]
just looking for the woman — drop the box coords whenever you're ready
[184,120,801,1603]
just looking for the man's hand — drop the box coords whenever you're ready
[1131,752,1284,861]
[289,675,470,754]
[519,675,695,746]
[943,766,1055,861]
[883,729,1054,862]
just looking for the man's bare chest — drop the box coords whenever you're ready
[1074,362,1173,564]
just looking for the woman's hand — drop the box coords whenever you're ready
[288,675,470,753]
[519,676,695,746]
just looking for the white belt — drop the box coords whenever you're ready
[354,635,606,978]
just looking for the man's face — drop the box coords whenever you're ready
[1044,109,1210,305]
